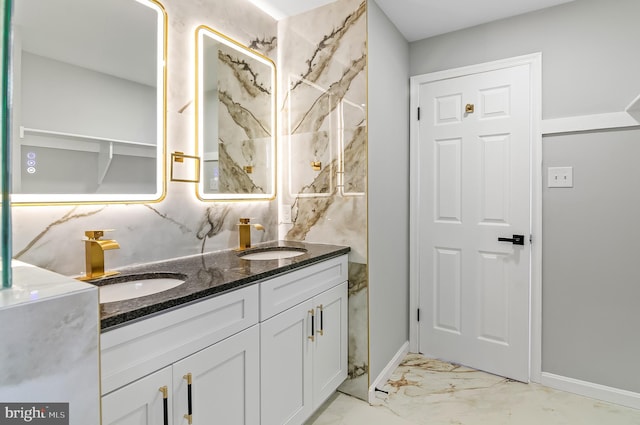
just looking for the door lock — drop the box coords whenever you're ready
[498,234,525,245]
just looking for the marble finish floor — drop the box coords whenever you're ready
[307,353,640,425]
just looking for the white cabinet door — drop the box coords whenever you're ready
[261,299,314,425]
[312,282,348,408]
[172,324,260,425]
[102,366,172,425]
[261,281,348,425]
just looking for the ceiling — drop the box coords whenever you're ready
[249,0,575,42]
[248,0,338,20]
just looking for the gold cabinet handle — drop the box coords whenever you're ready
[317,304,324,336]
[183,373,193,424]
[308,309,315,341]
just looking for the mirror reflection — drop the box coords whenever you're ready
[11,0,166,204]
[196,25,276,200]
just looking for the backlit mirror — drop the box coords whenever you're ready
[196,25,276,200]
[10,0,166,204]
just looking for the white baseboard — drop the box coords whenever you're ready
[540,372,640,410]
[368,341,410,404]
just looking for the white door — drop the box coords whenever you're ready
[417,64,531,382]
[172,325,260,425]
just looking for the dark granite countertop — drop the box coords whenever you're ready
[90,241,350,331]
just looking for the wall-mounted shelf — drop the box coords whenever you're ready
[541,94,640,135]
[625,93,640,122]
[20,126,155,153]
[20,126,157,185]
[541,112,639,135]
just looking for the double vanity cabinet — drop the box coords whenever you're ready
[98,243,348,425]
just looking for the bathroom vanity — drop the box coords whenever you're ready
[97,241,349,425]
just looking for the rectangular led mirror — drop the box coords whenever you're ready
[10,0,166,204]
[196,25,276,200]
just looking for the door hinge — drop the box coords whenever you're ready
[417,308,420,322]
[417,107,421,121]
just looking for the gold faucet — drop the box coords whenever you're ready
[237,218,265,250]
[77,230,120,281]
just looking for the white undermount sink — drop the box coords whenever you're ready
[98,276,185,303]
[239,247,307,260]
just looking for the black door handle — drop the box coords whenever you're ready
[183,373,193,424]
[498,234,525,245]
[159,386,169,425]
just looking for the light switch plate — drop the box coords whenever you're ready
[548,166,573,188]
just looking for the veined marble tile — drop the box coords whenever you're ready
[13,198,276,276]
[337,262,368,400]
[278,0,367,247]
[313,354,640,425]
[375,354,640,425]
[307,393,414,425]
[0,277,99,425]
[212,41,274,194]
[287,131,334,196]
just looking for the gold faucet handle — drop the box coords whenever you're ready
[238,218,264,231]
[85,229,115,240]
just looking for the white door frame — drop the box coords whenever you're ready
[409,53,543,382]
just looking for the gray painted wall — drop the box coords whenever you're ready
[367,0,410,382]
[543,129,640,393]
[409,0,640,120]
[408,0,640,392]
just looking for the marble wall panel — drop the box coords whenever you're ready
[206,40,274,194]
[0,287,99,425]
[11,0,278,276]
[278,0,369,400]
